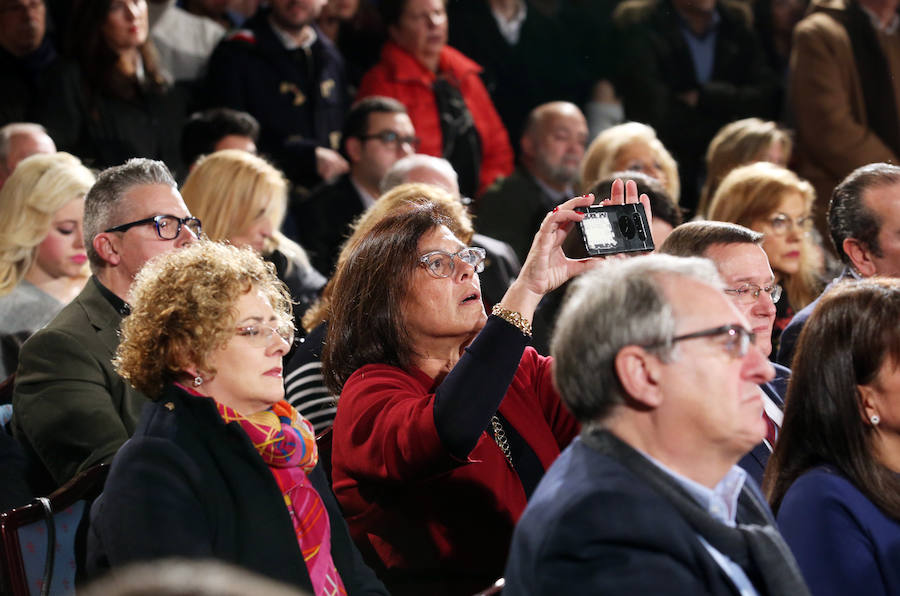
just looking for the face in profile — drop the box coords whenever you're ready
[199,287,292,415]
[229,202,275,254]
[33,196,87,280]
[102,0,148,54]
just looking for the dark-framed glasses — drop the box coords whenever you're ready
[359,130,421,150]
[724,283,782,305]
[419,247,486,278]
[104,215,202,240]
[765,213,813,236]
[236,321,295,347]
[645,324,756,359]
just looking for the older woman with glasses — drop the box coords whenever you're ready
[322,181,649,595]
[707,161,824,354]
[88,241,387,596]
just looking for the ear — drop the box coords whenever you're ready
[843,237,877,277]
[614,345,665,409]
[345,136,363,163]
[93,232,121,266]
[858,382,882,426]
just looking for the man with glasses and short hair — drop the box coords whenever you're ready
[297,96,418,276]
[13,158,200,491]
[503,254,809,596]
[660,220,789,485]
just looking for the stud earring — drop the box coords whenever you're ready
[871,414,880,426]
[193,376,203,387]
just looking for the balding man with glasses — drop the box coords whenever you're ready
[660,220,790,485]
[13,158,200,492]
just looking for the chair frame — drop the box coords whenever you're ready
[0,463,109,596]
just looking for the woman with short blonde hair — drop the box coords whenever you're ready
[579,122,680,203]
[0,152,95,377]
[707,161,822,350]
[697,118,793,218]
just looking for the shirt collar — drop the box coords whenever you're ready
[532,174,572,207]
[640,449,747,526]
[860,3,900,34]
[92,276,130,316]
[269,18,317,50]
[676,8,721,39]
[491,0,528,44]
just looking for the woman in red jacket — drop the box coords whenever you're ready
[356,0,513,199]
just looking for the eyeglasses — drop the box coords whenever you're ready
[724,283,782,305]
[765,213,813,236]
[105,215,202,240]
[419,247,486,278]
[359,130,421,151]
[236,321,295,347]
[646,324,757,359]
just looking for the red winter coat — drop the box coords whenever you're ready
[357,41,514,196]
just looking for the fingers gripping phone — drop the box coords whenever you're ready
[576,203,654,256]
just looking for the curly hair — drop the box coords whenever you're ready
[0,152,95,295]
[114,241,292,399]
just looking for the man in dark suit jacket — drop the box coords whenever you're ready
[12,158,199,492]
[660,221,788,485]
[296,96,416,276]
[504,254,809,595]
[778,162,900,366]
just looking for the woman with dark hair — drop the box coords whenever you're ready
[356,0,513,198]
[764,278,900,596]
[323,181,648,595]
[88,240,387,595]
[37,0,185,172]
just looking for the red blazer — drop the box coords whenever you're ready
[330,347,578,595]
[356,41,514,197]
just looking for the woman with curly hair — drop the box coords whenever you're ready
[0,152,95,378]
[87,240,387,595]
[707,161,823,352]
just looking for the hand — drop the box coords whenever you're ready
[315,146,349,181]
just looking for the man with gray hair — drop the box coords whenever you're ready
[504,255,809,595]
[777,162,900,365]
[0,122,55,189]
[13,158,200,491]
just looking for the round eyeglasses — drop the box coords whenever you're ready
[765,213,813,236]
[645,324,756,359]
[104,215,203,240]
[235,321,295,347]
[419,247,486,278]
[724,283,782,305]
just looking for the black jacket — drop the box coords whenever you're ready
[87,384,388,595]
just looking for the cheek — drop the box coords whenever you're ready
[36,232,69,265]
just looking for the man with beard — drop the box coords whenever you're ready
[476,101,588,262]
[203,0,349,193]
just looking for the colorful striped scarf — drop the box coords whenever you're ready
[215,398,347,596]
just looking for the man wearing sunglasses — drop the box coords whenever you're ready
[504,255,809,596]
[13,158,200,492]
[660,220,790,486]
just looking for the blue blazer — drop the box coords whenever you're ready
[777,466,900,596]
[738,362,790,485]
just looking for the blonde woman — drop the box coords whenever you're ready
[707,161,823,352]
[180,150,326,328]
[579,121,680,203]
[0,152,95,378]
[697,118,793,218]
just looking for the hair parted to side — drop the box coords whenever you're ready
[322,203,450,393]
[764,278,900,521]
[114,241,291,399]
[341,96,408,154]
[579,121,680,202]
[302,183,472,332]
[551,254,721,423]
[0,152,95,295]
[659,220,763,258]
[84,158,176,270]
[697,118,793,218]
[707,161,821,308]
[828,162,900,265]
[180,108,260,169]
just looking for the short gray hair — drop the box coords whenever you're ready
[380,154,458,194]
[0,122,50,164]
[84,158,176,270]
[551,254,722,423]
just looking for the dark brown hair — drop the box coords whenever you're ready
[322,202,448,393]
[764,278,900,520]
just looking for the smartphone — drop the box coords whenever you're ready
[576,203,654,256]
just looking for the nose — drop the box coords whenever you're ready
[753,291,777,318]
[398,140,415,157]
[125,0,140,19]
[742,343,775,385]
[174,220,197,247]
[259,218,274,240]
[267,330,292,357]
[74,225,85,249]
[427,9,446,27]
